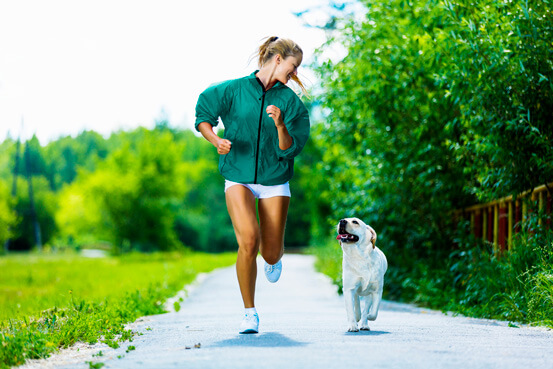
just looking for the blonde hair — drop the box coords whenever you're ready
[257,36,307,96]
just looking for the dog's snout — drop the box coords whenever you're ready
[339,219,348,234]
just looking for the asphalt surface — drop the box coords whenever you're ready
[23,254,553,369]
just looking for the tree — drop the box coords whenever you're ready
[0,179,17,249]
[303,0,553,301]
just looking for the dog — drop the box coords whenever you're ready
[337,217,388,332]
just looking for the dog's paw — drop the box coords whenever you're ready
[347,325,360,332]
[359,325,371,331]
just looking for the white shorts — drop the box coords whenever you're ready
[224,180,291,199]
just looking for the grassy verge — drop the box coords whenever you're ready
[0,251,236,368]
[310,219,553,328]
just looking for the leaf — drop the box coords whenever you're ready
[538,73,548,83]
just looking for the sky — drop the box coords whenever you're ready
[0,0,332,144]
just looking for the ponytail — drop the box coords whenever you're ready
[256,36,308,96]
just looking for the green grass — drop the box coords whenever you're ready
[0,250,236,368]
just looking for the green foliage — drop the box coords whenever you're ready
[310,239,343,294]
[291,123,335,243]
[81,129,186,252]
[0,251,236,368]
[312,0,472,267]
[441,212,553,325]
[312,211,553,327]
[86,361,105,369]
[439,0,553,200]
[0,180,16,247]
[306,0,553,326]
[310,0,553,249]
[12,177,58,248]
[42,131,109,190]
[0,126,241,253]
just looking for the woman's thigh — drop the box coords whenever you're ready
[225,185,259,252]
[258,196,290,258]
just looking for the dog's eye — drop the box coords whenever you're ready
[352,220,359,225]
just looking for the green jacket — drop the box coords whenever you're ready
[195,71,310,186]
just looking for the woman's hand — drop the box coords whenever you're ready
[266,105,293,150]
[266,105,284,128]
[216,138,232,155]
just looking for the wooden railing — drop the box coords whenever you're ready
[457,182,552,252]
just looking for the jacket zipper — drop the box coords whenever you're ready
[254,89,266,184]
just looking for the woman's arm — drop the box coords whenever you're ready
[266,105,293,151]
[197,122,232,154]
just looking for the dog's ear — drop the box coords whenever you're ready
[366,225,376,249]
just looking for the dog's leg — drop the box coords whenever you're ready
[344,289,360,332]
[354,293,361,323]
[359,294,373,331]
[367,291,382,321]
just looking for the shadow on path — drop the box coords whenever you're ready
[212,332,308,348]
[343,330,390,337]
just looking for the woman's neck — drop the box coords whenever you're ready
[255,63,278,91]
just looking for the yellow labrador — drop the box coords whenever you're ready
[337,217,388,332]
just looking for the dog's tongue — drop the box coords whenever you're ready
[337,234,358,241]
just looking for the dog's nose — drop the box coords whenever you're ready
[339,219,347,226]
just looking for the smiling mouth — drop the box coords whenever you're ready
[337,233,359,242]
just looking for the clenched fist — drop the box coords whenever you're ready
[266,105,284,128]
[216,138,232,155]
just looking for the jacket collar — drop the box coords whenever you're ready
[249,70,284,90]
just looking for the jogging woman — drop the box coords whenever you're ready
[195,36,310,334]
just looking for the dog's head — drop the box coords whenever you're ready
[336,217,377,249]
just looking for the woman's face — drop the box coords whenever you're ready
[275,54,301,84]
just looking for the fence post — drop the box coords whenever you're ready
[474,209,482,238]
[508,202,513,249]
[482,207,486,241]
[493,204,499,252]
[546,191,551,229]
[515,200,521,237]
[522,201,527,225]
[487,206,494,244]
[538,191,544,226]
[498,203,507,252]
[470,212,475,236]
[457,182,552,254]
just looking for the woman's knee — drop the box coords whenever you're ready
[260,242,283,265]
[237,234,260,259]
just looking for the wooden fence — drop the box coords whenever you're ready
[457,182,552,252]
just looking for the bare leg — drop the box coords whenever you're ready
[258,196,290,265]
[225,185,259,308]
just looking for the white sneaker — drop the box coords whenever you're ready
[264,260,282,283]
[239,312,259,334]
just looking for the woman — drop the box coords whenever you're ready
[195,36,310,334]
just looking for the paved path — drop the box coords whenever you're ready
[27,254,553,369]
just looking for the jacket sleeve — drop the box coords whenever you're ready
[275,98,310,160]
[194,80,232,131]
